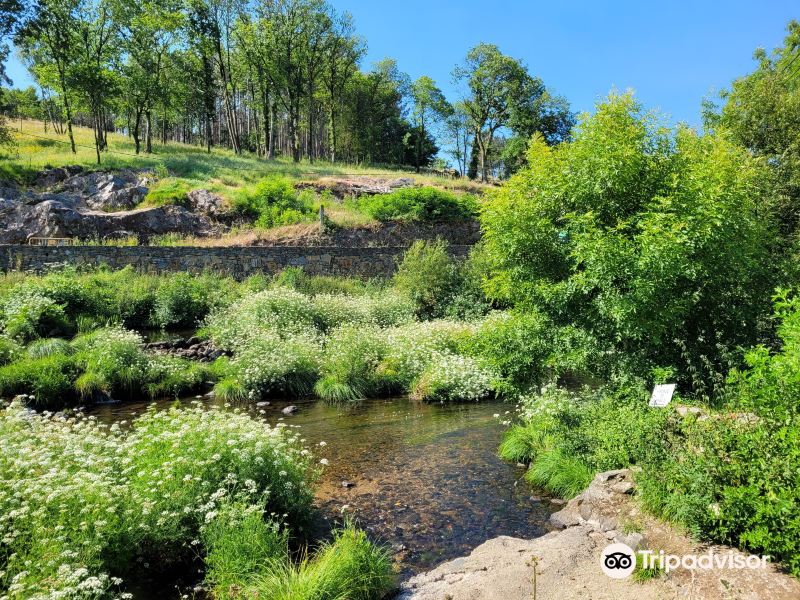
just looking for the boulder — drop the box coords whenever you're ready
[187,189,228,218]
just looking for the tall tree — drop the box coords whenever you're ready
[454,43,572,181]
[111,0,182,154]
[321,9,362,163]
[409,75,450,172]
[16,0,83,153]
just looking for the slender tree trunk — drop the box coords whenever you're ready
[329,106,337,163]
[145,110,153,153]
[268,101,276,159]
[59,75,76,154]
[133,109,143,154]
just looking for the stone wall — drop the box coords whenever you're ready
[0,244,471,279]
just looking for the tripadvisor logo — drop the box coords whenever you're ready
[601,542,771,579]
[601,543,636,579]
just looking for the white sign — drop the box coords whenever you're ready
[649,383,676,408]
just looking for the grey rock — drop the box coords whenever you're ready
[614,532,645,550]
[612,481,635,495]
[549,508,582,529]
[187,189,228,218]
[281,405,298,415]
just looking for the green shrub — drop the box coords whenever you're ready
[501,381,669,498]
[1,288,71,342]
[461,310,552,394]
[314,325,392,403]
[0,352,80,409]
[411,352,497,402]
[393,239,459,319]
[72,327,150,399]
[153,272,235,328]
[232,176,315,227]
[481,92,773,396]
[351,186,476,222]
[639,292,800,575]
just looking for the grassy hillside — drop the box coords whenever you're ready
[1,119,479,196]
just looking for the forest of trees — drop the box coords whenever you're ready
[0,0,574,179]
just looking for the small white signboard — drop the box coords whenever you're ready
[649,383,676,408]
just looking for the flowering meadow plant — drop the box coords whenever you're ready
[0,402,315,599]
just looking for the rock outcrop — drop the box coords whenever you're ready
[296,176,417,199]
[0,168,221,244]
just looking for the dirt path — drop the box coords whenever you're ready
[397,470,800,600]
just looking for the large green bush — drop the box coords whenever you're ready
[232,176,315,227]
[481,92,773,397]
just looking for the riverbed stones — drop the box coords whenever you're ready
[282,405,298,415]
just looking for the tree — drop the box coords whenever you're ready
[453,43,573,181]
[409,75,450,172]
[321,9,362,163]
[16,0,83,153]
[71,0,118,163]
[442,101,471,176]
[481,92,773,394]
[710,20,800,264]
[111,0,182,154]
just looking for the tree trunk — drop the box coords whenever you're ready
[268,101,276,159]
[329,106,337,163]
[145,110,153,153]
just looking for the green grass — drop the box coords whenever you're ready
[524,448,594,499]
[2,119,481,199]
[246,526,394,600]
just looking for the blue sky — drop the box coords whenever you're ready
[5,0,797,127]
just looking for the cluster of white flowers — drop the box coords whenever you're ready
[0,287,64,340]
[382,320,479,385]
[412,351,498,402]
[0,401,315,598]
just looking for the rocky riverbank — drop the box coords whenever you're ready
[397,470,800,600]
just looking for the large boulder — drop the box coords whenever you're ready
[296,176,417,200]
[57,169,154,211]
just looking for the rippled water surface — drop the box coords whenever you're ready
[91,396,554,575]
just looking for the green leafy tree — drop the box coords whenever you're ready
[453,43,572,182]
[481,92,773,396]
[710,20,800,279]
[409,75,450,172]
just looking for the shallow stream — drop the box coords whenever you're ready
[90,395,554,577]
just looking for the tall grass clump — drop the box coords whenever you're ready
[0,402,316,597]
[314,325,392,404]
[246,526,393,600]
[500,381,669,499]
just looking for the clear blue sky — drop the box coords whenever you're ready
[5,0,797,126]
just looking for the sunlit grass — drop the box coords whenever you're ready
[1,119,483,199]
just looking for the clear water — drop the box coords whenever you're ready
[90,395,554,576]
